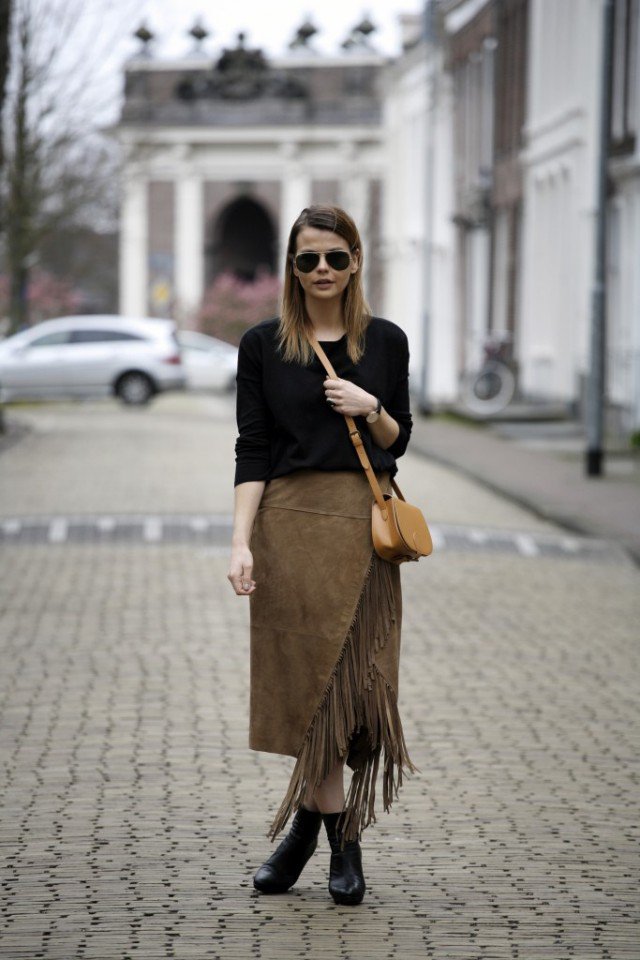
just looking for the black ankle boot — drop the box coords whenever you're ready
[322,812,366,906]
[253,806,322,894]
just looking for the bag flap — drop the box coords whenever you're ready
[392,498,433,556]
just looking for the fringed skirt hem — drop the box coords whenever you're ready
[266,549,417,845]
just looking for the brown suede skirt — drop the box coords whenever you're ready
[248,468,416,843]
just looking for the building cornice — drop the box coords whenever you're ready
[124,53,390,72]
[116,125,384,145]
[521,105,588,167]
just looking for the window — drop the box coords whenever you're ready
[69,329,144,343]
[610,0,638,154]
[28,331,70,347]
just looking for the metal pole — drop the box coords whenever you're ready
[585,0,615,476]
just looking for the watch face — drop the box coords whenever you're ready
[366,397,381,422]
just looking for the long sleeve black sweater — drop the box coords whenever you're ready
[233,316,412,487]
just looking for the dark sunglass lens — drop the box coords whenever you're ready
[326,251,351,271]
[295,253,319,273]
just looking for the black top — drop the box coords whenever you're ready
[233,316,412,487]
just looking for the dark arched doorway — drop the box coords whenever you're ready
[208,196,276,282]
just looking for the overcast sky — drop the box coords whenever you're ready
[133,1,424,60]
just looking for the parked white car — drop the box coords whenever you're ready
[176,330,238,392]
[0,315,186,405]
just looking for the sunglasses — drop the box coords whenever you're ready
[293,250,352,273]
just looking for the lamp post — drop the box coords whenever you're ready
[585,0,615,477]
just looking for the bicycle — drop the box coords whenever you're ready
[460,332,517,416]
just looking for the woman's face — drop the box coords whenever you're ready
[292,226,359,305]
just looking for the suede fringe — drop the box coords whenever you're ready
[267,551,417,846]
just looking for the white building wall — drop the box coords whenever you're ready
[519,0,602,402]
[382,42,457,405]
[429,67,457,401]
[383,55,426,392]
[607,1,640,433]
[608,167,640,433]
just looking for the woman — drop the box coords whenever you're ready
[227,204,416,906]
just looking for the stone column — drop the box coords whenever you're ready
[340,174,368,229]
[119,174,148,317]
[279,143,310,266]
[174,173,204,323]
[339,147,370,294]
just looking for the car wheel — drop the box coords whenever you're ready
[115,371,155,405]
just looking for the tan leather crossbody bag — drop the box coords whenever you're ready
[309,334,433,564]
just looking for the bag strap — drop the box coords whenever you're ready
[308,332,405,516]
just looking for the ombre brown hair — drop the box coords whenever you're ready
[277,204,371,365]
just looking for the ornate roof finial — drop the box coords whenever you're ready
[134,21,154,55]
[289,17,318,49]
[355,15,376,38]
[341,14,378,52]
[189,18,209,47]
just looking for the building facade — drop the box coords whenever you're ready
[117,4,640,436]
[385,0,640,433]
[117,25,387,324]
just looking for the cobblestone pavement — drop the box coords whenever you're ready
[0,396,638,960]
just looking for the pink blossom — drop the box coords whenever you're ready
[0,270,84,326]
[195,270,282,345]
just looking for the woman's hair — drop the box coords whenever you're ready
[277,204,371,365]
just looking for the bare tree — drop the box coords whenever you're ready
[1,0,135,335]
[0,0,10,174]
[0,0,11,431]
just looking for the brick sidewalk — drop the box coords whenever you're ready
[0,397,638,959]
[0,543,637,959]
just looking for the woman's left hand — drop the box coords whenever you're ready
[323,377,376,418]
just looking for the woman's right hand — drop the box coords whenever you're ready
[227,543,257,596]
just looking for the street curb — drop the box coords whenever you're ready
[409,438,640,569]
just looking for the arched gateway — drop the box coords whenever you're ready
[208,197,276,282]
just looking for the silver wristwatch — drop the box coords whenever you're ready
[366,397,382,423]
